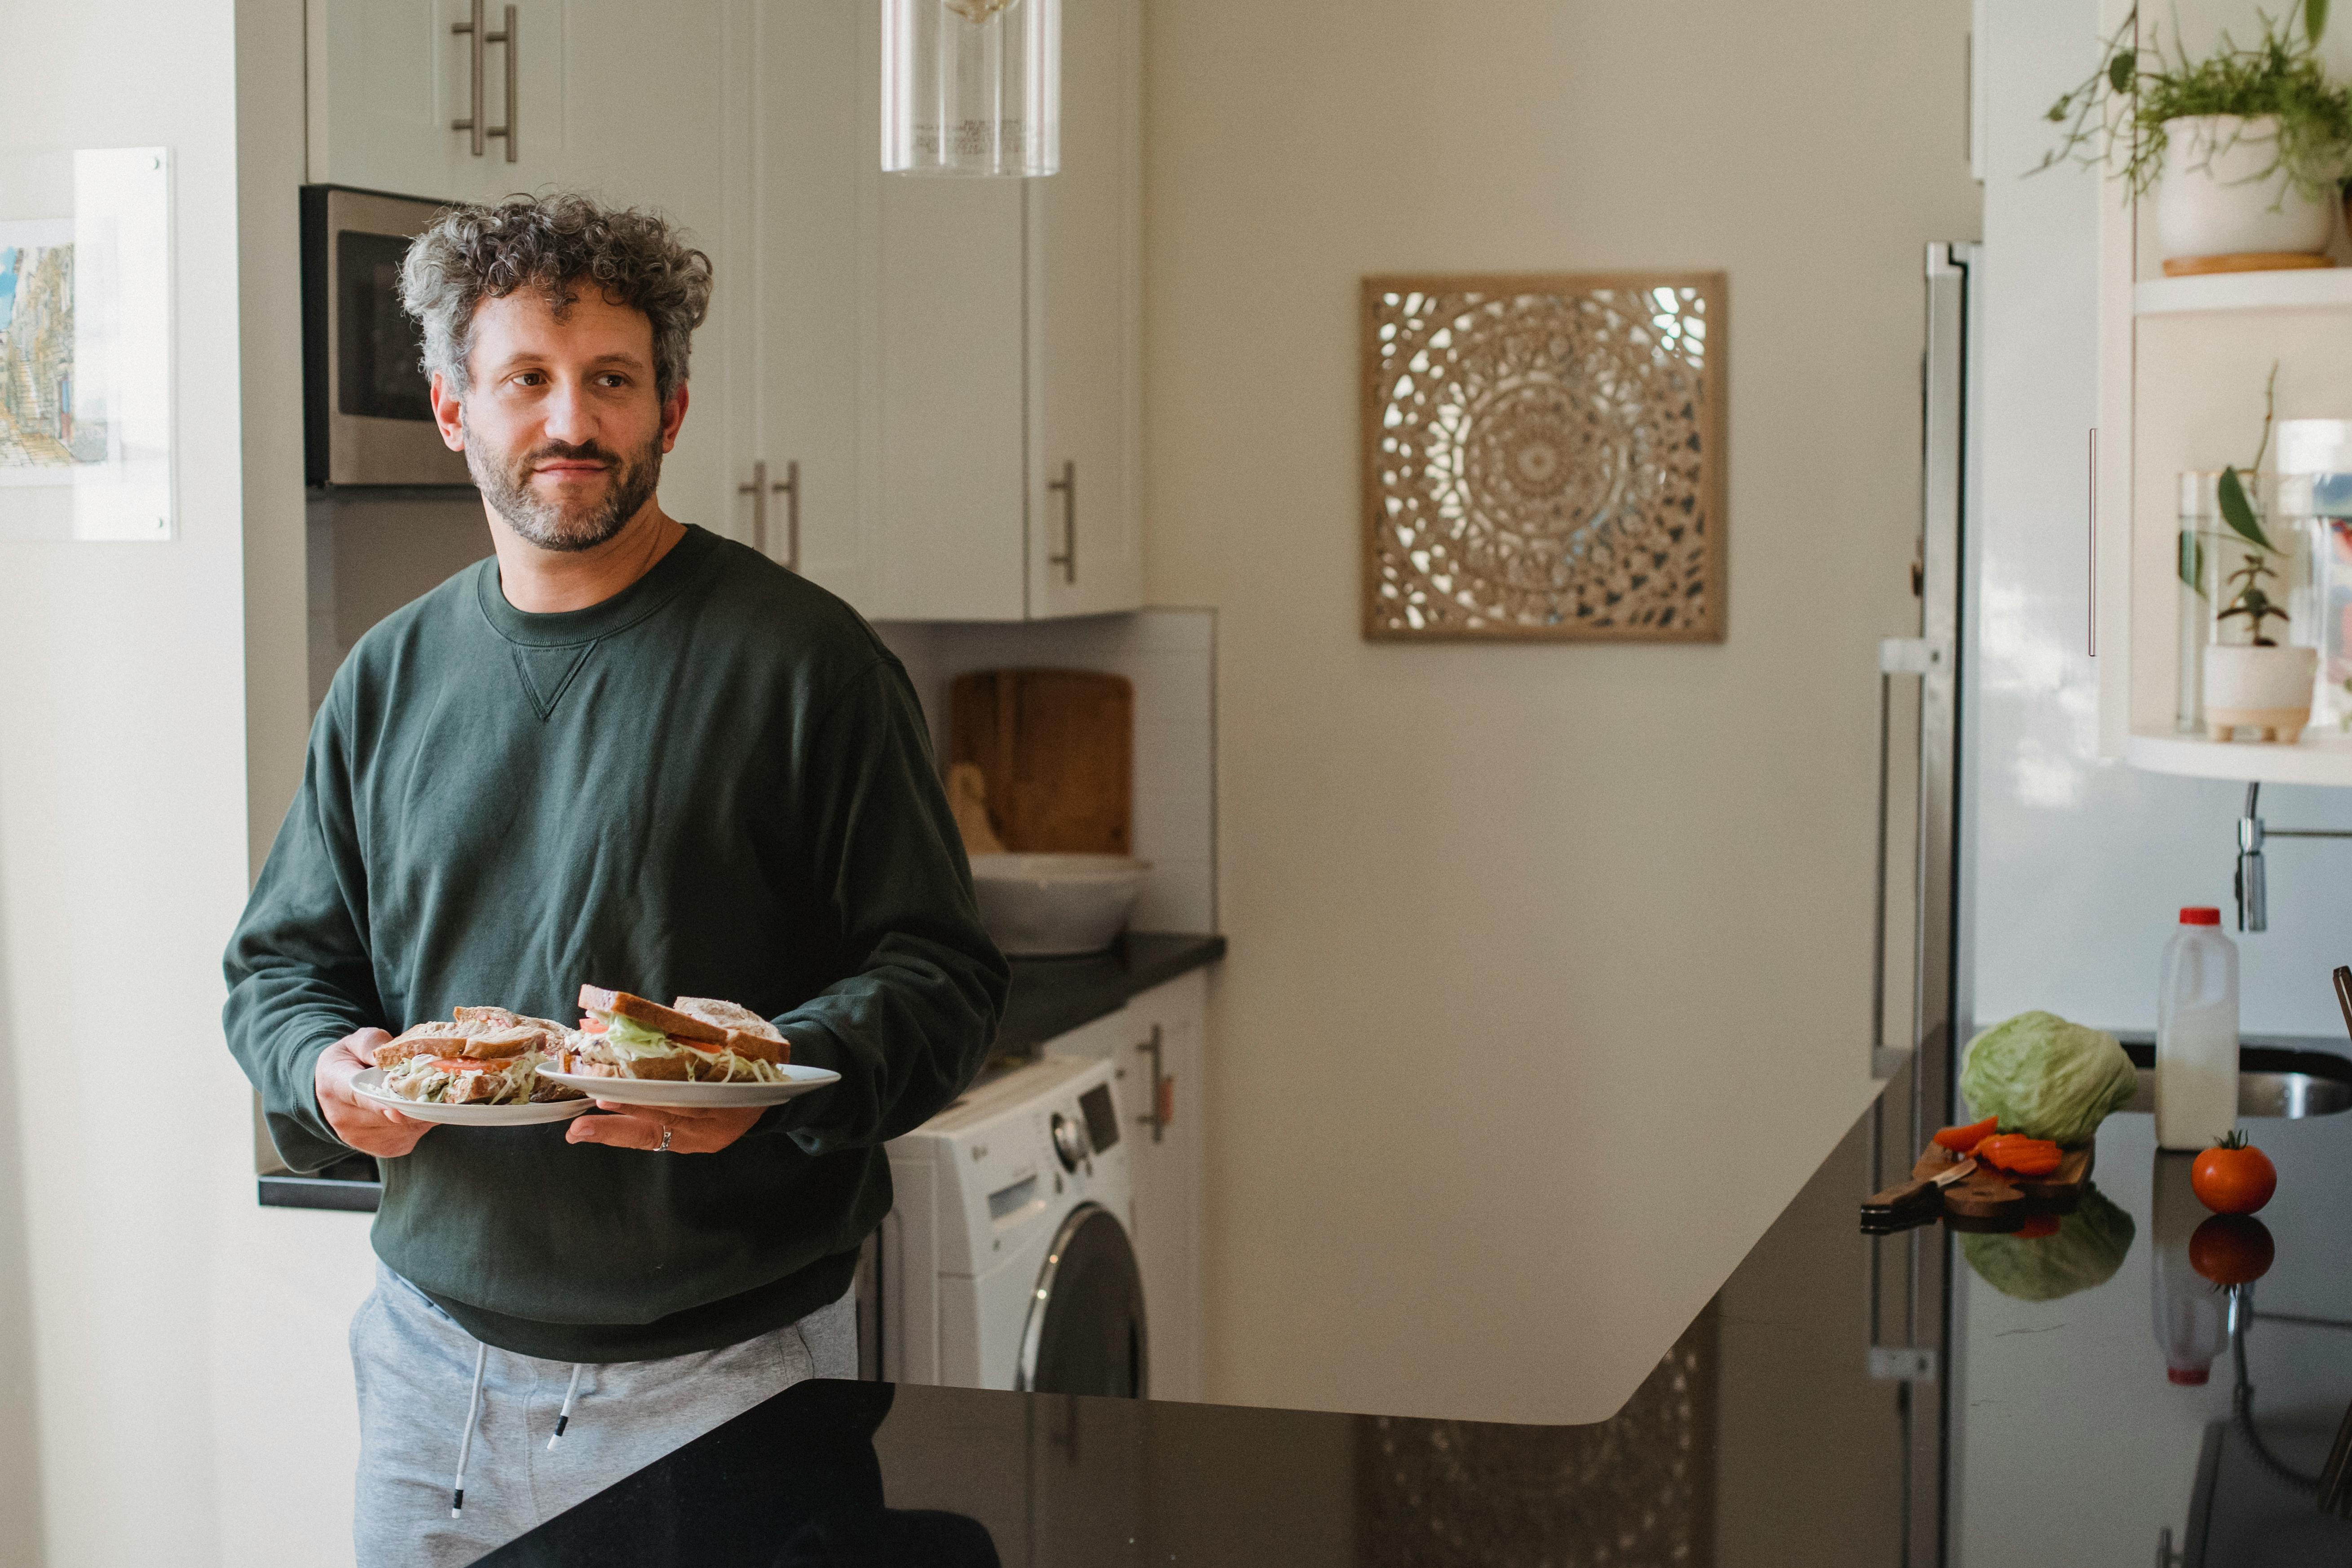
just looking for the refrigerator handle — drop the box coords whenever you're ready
[1872,636,1949,1080]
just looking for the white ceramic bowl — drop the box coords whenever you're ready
[969,853,1151,957]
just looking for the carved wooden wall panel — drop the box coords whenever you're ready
[1363,273,1726,641]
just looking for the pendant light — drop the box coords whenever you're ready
[882,0,1060,177]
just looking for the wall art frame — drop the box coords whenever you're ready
[1362,271,1727,643]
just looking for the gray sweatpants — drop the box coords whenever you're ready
[350,1263,857,1568]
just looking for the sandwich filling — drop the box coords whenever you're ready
[371,1009,584,1104]
[381,1050,548,1105]
[572,1011,792,1082]
[561,989,794,1084]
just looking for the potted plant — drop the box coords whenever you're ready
[2198,373,2320,739]
[2039,2,2352,270]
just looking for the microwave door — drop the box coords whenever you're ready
[303,186,474,489]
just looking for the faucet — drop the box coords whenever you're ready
[2233,782,2352,933]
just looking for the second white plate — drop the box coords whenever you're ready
[539,1063,841,1109]
[352,1066,596,1126]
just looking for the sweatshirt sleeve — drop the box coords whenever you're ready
[222,688,387,1175]
[766,658,1010,1153]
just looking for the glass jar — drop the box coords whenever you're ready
[2192,471,2320,743]
[882,0,1061,177]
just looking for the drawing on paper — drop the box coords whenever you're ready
[0,222,104,475]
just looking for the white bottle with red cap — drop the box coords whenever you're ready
[2155,906,2238,1152]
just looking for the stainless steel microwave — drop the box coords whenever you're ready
[301,186,472,489]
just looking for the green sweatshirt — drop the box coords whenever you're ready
[224,526,1008,1361]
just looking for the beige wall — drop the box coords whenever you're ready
[0,2,380,1565]
[1143,0,1983,1421]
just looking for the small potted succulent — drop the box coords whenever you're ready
[2039,2,2352,270]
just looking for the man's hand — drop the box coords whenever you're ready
[566,1102,764,1155]
[314,1030,433,1158]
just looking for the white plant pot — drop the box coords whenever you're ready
[2156,115,2334,262]
[2203,642,2317,741]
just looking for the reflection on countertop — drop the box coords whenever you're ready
[483,1058,2352,1565]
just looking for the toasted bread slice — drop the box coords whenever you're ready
[455,1006,570,1048]
[577,985,728,1044]
[454,1024,543,1060]
[671,998,790,1064]
[374,1020,470,1068]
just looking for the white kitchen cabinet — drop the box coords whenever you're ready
[1045,968,1209,1403]
[857,0,1145,621]
[306,0,737,532]
[2092,0,2352,785]
[730,0,880,606]
[306,0,571,204]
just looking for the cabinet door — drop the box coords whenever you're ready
[308,0,570,203]
[870,175,1029,620]
[1027,0,1144,618]
[552,0,733,539]
[741,0,876,604]
[1132,972,1206,1401]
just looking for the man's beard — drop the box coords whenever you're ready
[465,419,663,553]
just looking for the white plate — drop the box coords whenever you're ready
[352,1066,596,1126]
[539,1063,841,1109]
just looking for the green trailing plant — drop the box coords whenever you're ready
[2037,2,2352,202]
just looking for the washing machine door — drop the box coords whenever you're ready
[1014,1202,1148,1398]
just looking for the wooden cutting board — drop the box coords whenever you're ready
[1911,1141,2095,1219]
[948,669,1133,855]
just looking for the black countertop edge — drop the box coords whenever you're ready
[257,931,1227,1214]
[995,931,1225,1053]
[258,1173,383,1212]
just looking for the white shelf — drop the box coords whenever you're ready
[2134,268,2352,316]
[2127,729,2352,785]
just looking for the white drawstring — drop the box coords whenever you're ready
[548,1363,584,1449]
[451,1340,488,1518]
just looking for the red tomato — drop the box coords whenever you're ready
[579,1017,609,1033]
[2014,1214,2061,1240]
[428,1057,493,1074]
[2191,1135,2277,1215]
[2189,1215,2276,1285]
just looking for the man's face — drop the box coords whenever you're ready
[429,288,688,552]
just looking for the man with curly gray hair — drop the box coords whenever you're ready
[223,192,1008,1565]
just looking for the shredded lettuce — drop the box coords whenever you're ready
[382,1049,541,1105]
[587,1011,789,1082]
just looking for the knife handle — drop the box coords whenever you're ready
[1862,1175,1942,1214]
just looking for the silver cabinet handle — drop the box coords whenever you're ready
[2087,428,2097,657]
[1133,1025,1168,1143]
[739,460,801,570]
[1046,460,1076,584]
[451,1,518,162]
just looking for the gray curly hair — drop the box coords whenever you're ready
[398,193,714,404]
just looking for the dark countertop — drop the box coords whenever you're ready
[256,932,1224,1212]
[995,930,1225,1053]
[480,1051,2352,1566]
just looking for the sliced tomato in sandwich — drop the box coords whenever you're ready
[428,1057,498,1074]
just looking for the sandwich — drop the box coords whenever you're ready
[371,1006,584,1105]
[558,986,792,1084]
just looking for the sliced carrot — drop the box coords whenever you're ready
[1975,1135,2063,1177]
[1933,1116,1999,1154]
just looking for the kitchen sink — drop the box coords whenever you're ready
[2117,1041,2352,1118]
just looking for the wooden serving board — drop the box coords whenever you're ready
[1911,1141,2094,1219]
[948,669,1134,855]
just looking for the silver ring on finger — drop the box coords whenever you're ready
[655,1124,673,1154]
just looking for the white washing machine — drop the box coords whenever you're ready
[865,1055,1148,1396]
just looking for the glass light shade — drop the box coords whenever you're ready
[882,0,1060,177]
